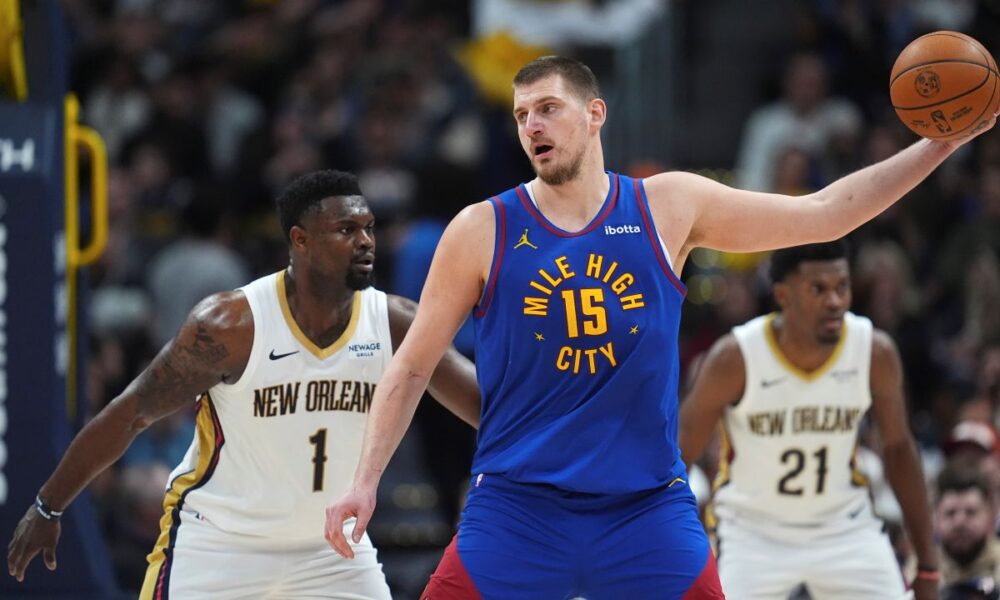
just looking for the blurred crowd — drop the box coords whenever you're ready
[63,0,1000,597]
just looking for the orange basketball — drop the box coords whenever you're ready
[890,31,999,142]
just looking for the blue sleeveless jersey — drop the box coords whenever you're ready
[472,172,688,494]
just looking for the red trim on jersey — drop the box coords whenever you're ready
[634,178,686,297]
[474,197,505,318]
[515,174,619,237]
[421,535,482,599]
[681,551,725,599]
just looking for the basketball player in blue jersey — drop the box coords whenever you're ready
[7,170,481,598]
[679,241,937,600]
[326,56,998,598]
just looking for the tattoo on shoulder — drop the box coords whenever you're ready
[151,323,230,390]
[191,323,230,364]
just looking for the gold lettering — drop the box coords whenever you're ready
[556,347,573,371]
[598,342,617,367]
[611,273,634,294]
[523,297,550,316]
[620,293,645,310]
[539,267,562,288]
[529,280,553,295]
[583,348,598,374]
[555,256,575,280]
[586,253,603,279]
[601,261,619,283]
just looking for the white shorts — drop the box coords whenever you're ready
[716,514,909,599]
[139,511,391,599]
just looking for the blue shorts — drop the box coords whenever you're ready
[423,474,724,599]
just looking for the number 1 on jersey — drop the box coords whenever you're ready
[309,428,328,492]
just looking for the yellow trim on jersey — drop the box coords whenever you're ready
[140,396,219,599]
[763,313,848,381]
[276,270,362,360]
[713,423,733,491]
[706,423,733,535]
[850,445,869,487]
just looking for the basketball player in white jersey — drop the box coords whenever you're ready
[679,240,938,600]
[7,170,482,598]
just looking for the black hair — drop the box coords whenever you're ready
[936,467,994,505]
[768,239,849,283]
[513,55,601,101]
[275,170,362,242]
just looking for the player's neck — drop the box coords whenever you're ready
[531,160,609,229]
[284,266,355,347]
[771,315,836,373]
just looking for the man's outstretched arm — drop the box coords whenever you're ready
[646,117,997,269]
[325,201,494,558]
[7,292,251,582]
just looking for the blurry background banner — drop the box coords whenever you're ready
[0,0,118,598]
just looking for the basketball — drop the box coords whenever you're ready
[890,31,999,142]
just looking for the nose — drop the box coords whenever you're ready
[357,228,374,249]
[525,111,544,136]
[825,289,847,310]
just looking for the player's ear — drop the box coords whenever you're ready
[773,282,789,309]
[289,224,308,253]
[588,98,606,130]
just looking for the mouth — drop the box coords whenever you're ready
[822,315,843,329]
[532,143,554,160]
[352,254,375,273]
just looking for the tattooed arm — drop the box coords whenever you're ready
[7,291,253,582]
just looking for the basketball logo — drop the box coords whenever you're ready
[914,70,941,98]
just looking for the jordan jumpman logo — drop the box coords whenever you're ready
[514,228,538,250]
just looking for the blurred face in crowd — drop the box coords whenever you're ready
[513,75,605,185]
[936,488,997,566]
[291,196,375,291]
[784,54,828,114]
[774,259,851,345]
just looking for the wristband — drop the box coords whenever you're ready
[915,569,940,582]
[34,496,63,521]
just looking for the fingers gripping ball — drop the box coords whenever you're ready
[890,31,1000,142]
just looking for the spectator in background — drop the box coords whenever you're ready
[735,52,862,192]
[942,422,999,473]
[147,192,250,348]
[936,468,1000,595]
[84,56,151,164]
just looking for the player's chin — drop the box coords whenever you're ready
[346,269,374,291]
[816,329,841,346]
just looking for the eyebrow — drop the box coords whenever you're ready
[513,95,561,116]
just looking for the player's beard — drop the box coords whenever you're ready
[816,330,841,346]
[346,269,373,291]
[536,145,586,186]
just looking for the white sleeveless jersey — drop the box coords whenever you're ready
[159,271,392,543]
[712,312,873,528]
